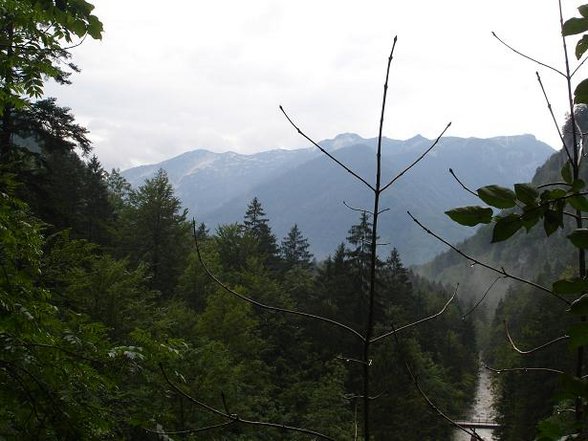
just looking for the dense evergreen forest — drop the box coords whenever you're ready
[8,1,588,440]
[0,104,479,438]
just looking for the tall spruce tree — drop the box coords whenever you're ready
[118,169,190,297]
[281,223,313,269]
[242,197,279,268]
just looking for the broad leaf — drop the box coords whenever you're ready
[575,79,588,105]
[569,195,588,211]
[561,161,573,184]
[577,35,588,59]
[514,183,539,205]
[568,228,588,248]
[562,17,588,36]
[521,206,542,231]
[477,185,516,209]
[573,179,587,192]
[492,214,522,243]
[544,205,564,236]
[445,206,493,227]
[553,277,588,295]
[569,322,588,349]
[581,5,588,18]
[541,188,567,201]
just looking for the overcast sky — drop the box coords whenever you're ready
[45,0,586,170]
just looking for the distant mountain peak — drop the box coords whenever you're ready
[320,133,366,151]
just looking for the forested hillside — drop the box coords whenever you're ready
[7,1,588,440]
[1,132,479,438]
[123,134,554,265]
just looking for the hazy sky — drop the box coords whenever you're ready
[46,1,586,170]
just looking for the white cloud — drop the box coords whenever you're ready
[45,0,586,169]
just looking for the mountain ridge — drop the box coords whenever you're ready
[122,132,555,265]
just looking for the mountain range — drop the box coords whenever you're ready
[122,133,555,265]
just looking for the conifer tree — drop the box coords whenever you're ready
[119,169,190,297]
[281,224,313,269]
[242,197,279,267]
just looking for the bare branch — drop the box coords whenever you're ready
[159,363,337,441]
[462,277,505,319]
[485,364,564,375]
[144,421,236,436]
[343,200,373,215]
[193,223,366,342]
[536,71,572,164]
[381,122,451,193]
[537,182,572,189]
[406,211,569,304]
[408,364,486,440]
[337,355,371,366]
[572,55,588,77]
[371,285,458,344]
[448,168,479,197]
[280,106,375,191]
[504,320,569,355]
[492,31,565,77]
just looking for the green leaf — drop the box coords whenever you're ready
[521,206,542,231]
[541,188,567,201]
[573,179,586,192]
[569,195,588,211]
[580,5,588,18]
[562,17,588,36]
[445,206,493,227]
[568,228,588,248]
[544,205,564,236]
[492,214,522,243]
[553,277,588,295]
[577,35,588,59]
[569,322,588,349]
[514,183,539,205]
[561,161,573,184]
[575,79,588,104]
[477,185,516,209]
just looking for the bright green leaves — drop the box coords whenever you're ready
[0,0,103,112]
[477,185,517,209]
[445,206,493,227]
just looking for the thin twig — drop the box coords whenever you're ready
[343,201,373,215]
[159,363,336,441]
[462,277,505,319]
[485,364,564,375]
[144,420,236,436]
[406,211,569,304]
[371,285,458,344]
[280,106,375,191]
[571,56,588,77]
[381,122,451,192]
[537,182,572,188]
[337,355,371,366]
[193,223,365,342]
[492,31,565,77]
[409,365,485,440]
[449,168,479,197]
[504,321,569,355]
[536,71,572,164]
